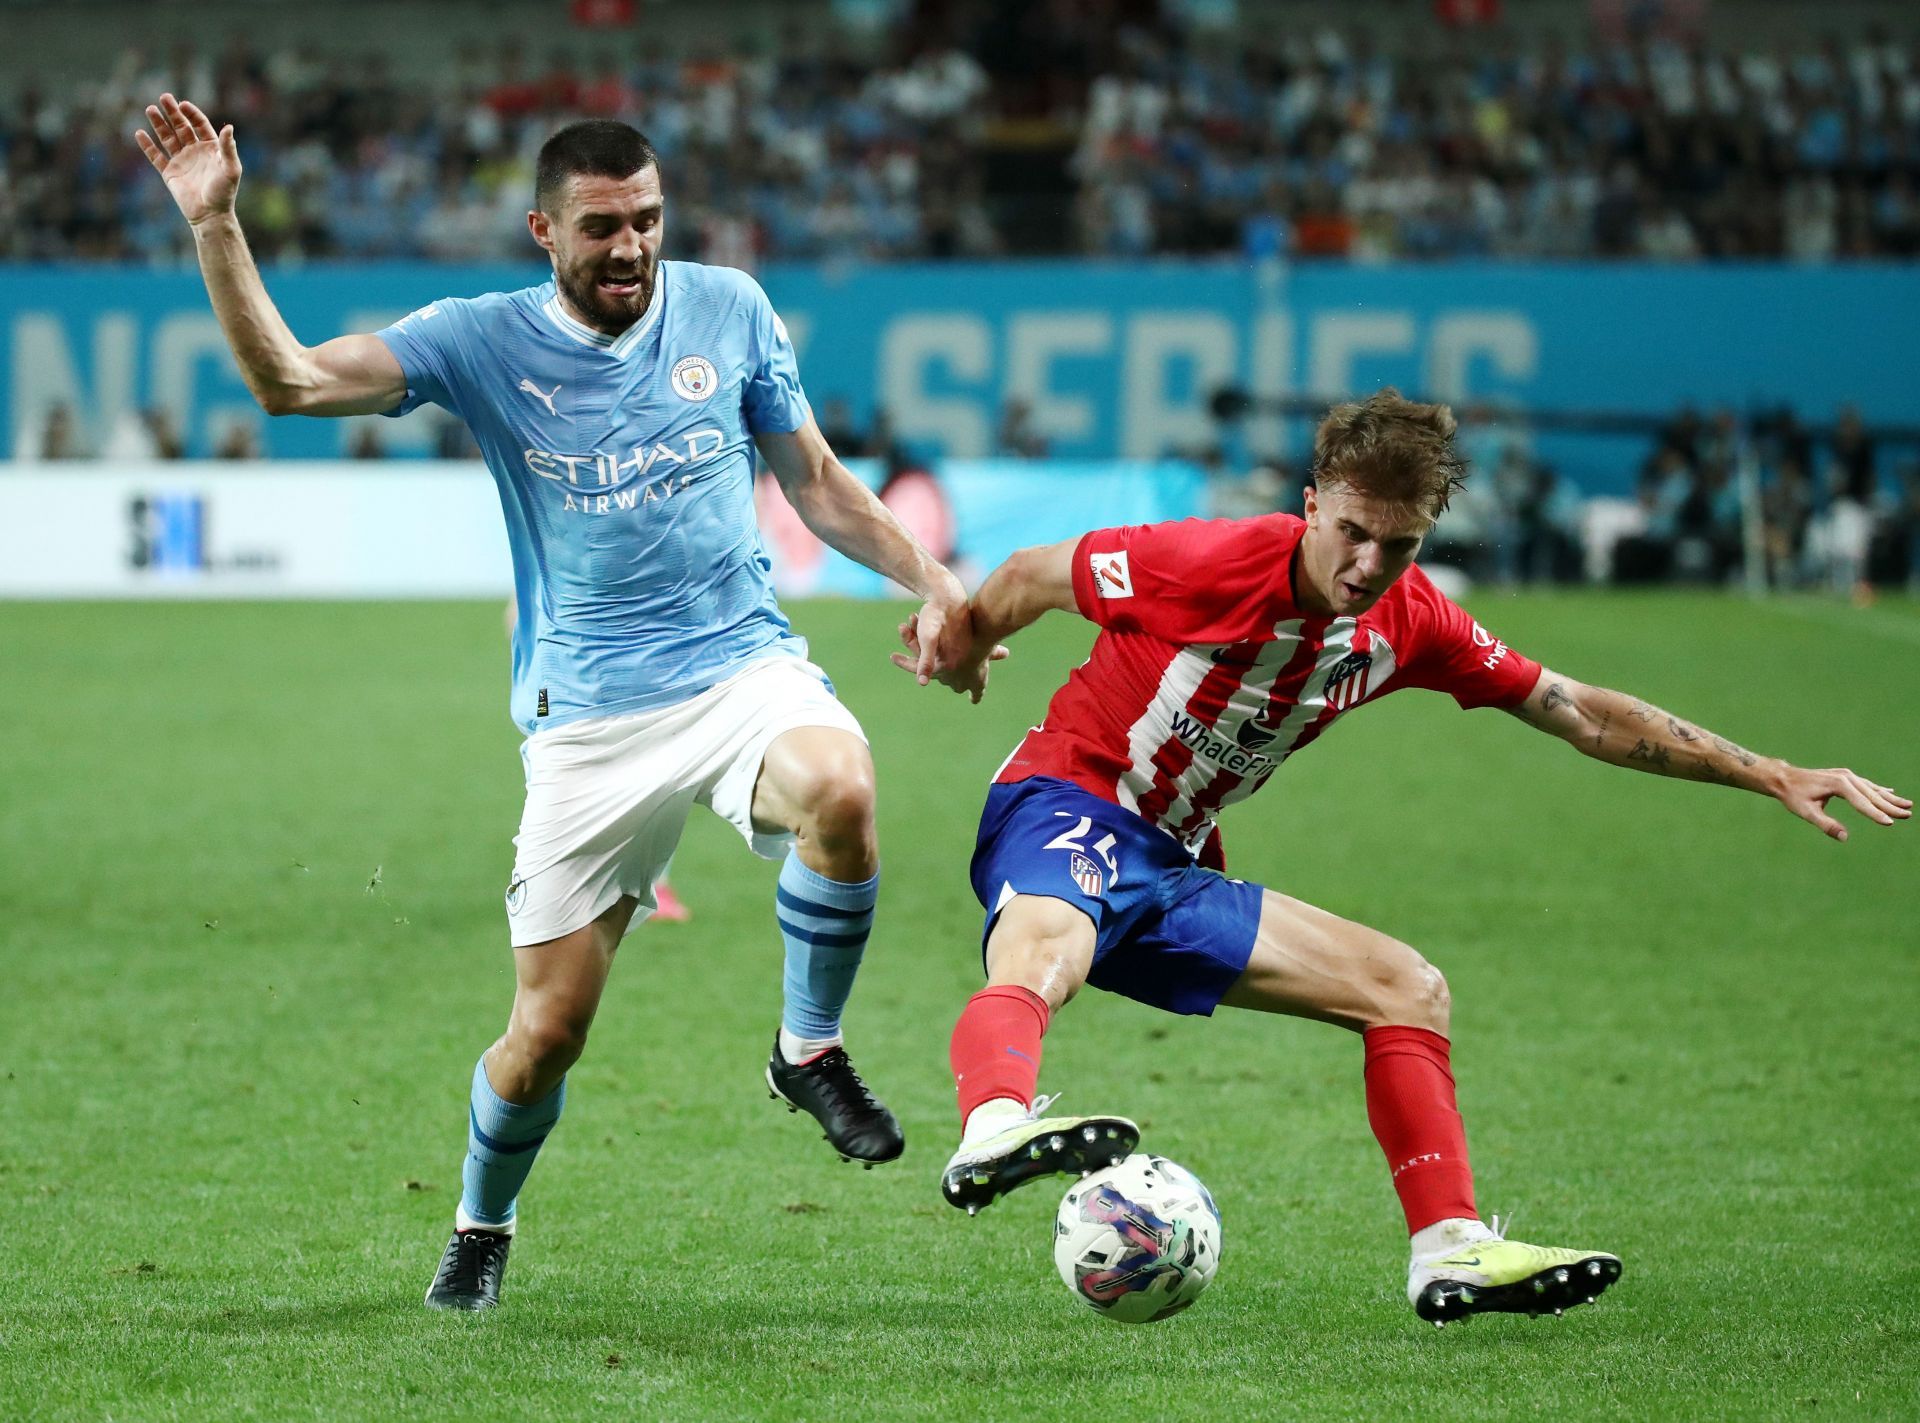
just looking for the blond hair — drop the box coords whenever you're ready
[1311,388,1466,521]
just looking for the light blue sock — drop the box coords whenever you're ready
[460,1057,565,1229]
[777,853,878,1043]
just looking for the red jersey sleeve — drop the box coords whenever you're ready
[1071,517,1296,645]
[1396,567,1541,709]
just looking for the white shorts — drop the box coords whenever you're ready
[504,656,865,947]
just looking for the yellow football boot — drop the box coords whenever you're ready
[940,1095,1139,1215]
[1410,1229,1623,1325]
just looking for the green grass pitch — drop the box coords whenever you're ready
[3,592,1916,1421]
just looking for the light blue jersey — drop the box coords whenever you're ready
[377,261,812,733]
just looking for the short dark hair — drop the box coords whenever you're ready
[534,121,659,214]
[1312,387,1467,521]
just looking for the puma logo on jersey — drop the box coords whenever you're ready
[518,378,561,416]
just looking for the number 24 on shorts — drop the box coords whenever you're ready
[1045,813,1120,896]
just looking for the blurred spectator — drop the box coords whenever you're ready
[213,418,262,460]
[100,407,186,461]
[1206,454,1292,520]
[877,456,958,566]
[434,412,482,460]
[17,403,90,460]
[859,408,911,466]
[995,399,1049,459]
[1669,462,1732,582]
[1827,404,1878,506]
[818,397,867,457]
[1514,466,1586,584]
[1292,182,1357,259]
[1205,453,1297,518]
[1762,454,1816,583]
[1611,445,1685,581]
[1815,405,1878,594]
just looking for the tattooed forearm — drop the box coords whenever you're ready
[1712,735,1757,767]
[1580,684,1776,791]
[1511,679,1575,732]
[1519,676,1777,796]
[1626,739,1671,768]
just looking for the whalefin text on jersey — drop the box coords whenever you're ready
[994,513,1541,856]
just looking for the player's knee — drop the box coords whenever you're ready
[988,944,1084,1013]
[792,755,876,842]
[1388,955,1450,1033]
[1347,939,1449,1033]
[512,1003,594,1074]
[986,900,1095,1011]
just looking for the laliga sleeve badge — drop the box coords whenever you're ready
[671,355,718,401]
[1089,550,1132,599]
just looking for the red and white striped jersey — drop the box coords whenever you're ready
[994,514,1541,857]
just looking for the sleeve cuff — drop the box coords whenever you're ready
[1069,531,1098,620]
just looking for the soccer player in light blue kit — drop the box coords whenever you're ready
[136,95,973,1310]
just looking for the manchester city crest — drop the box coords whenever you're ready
[671,354,718,401]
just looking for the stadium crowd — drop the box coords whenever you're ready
[1453,406,1920,593]
[4,10,1920,263]
[1072,22,1920,260]
[1199,400,1920,593]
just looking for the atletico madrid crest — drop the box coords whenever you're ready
[1070,852,1104,898]
[1323,633,1396,713]
[1322,650,1374,711]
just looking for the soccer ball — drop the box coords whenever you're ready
[1053,1153,1222,1323]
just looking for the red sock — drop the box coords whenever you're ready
[949,985,1049,1124]
[1363,1025,1477,1235]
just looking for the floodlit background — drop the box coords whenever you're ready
[3,1,1916,1419]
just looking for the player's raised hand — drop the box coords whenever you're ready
[1773,766,1910,842]
[134,94,241,226]
[889,611,1007,703]
[907,592,977,684]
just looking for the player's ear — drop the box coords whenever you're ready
[528,209,555,254]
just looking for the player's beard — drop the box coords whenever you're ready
[556,253,654,335]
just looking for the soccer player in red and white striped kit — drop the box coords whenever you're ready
[898,389,1909,1324]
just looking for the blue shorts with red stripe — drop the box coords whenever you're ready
[969,776,1265,1017]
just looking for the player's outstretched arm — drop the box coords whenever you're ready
[758,420,970,682]
[134,93,405,418]
[891,539,1076,701]
[1507,667,1911,841]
